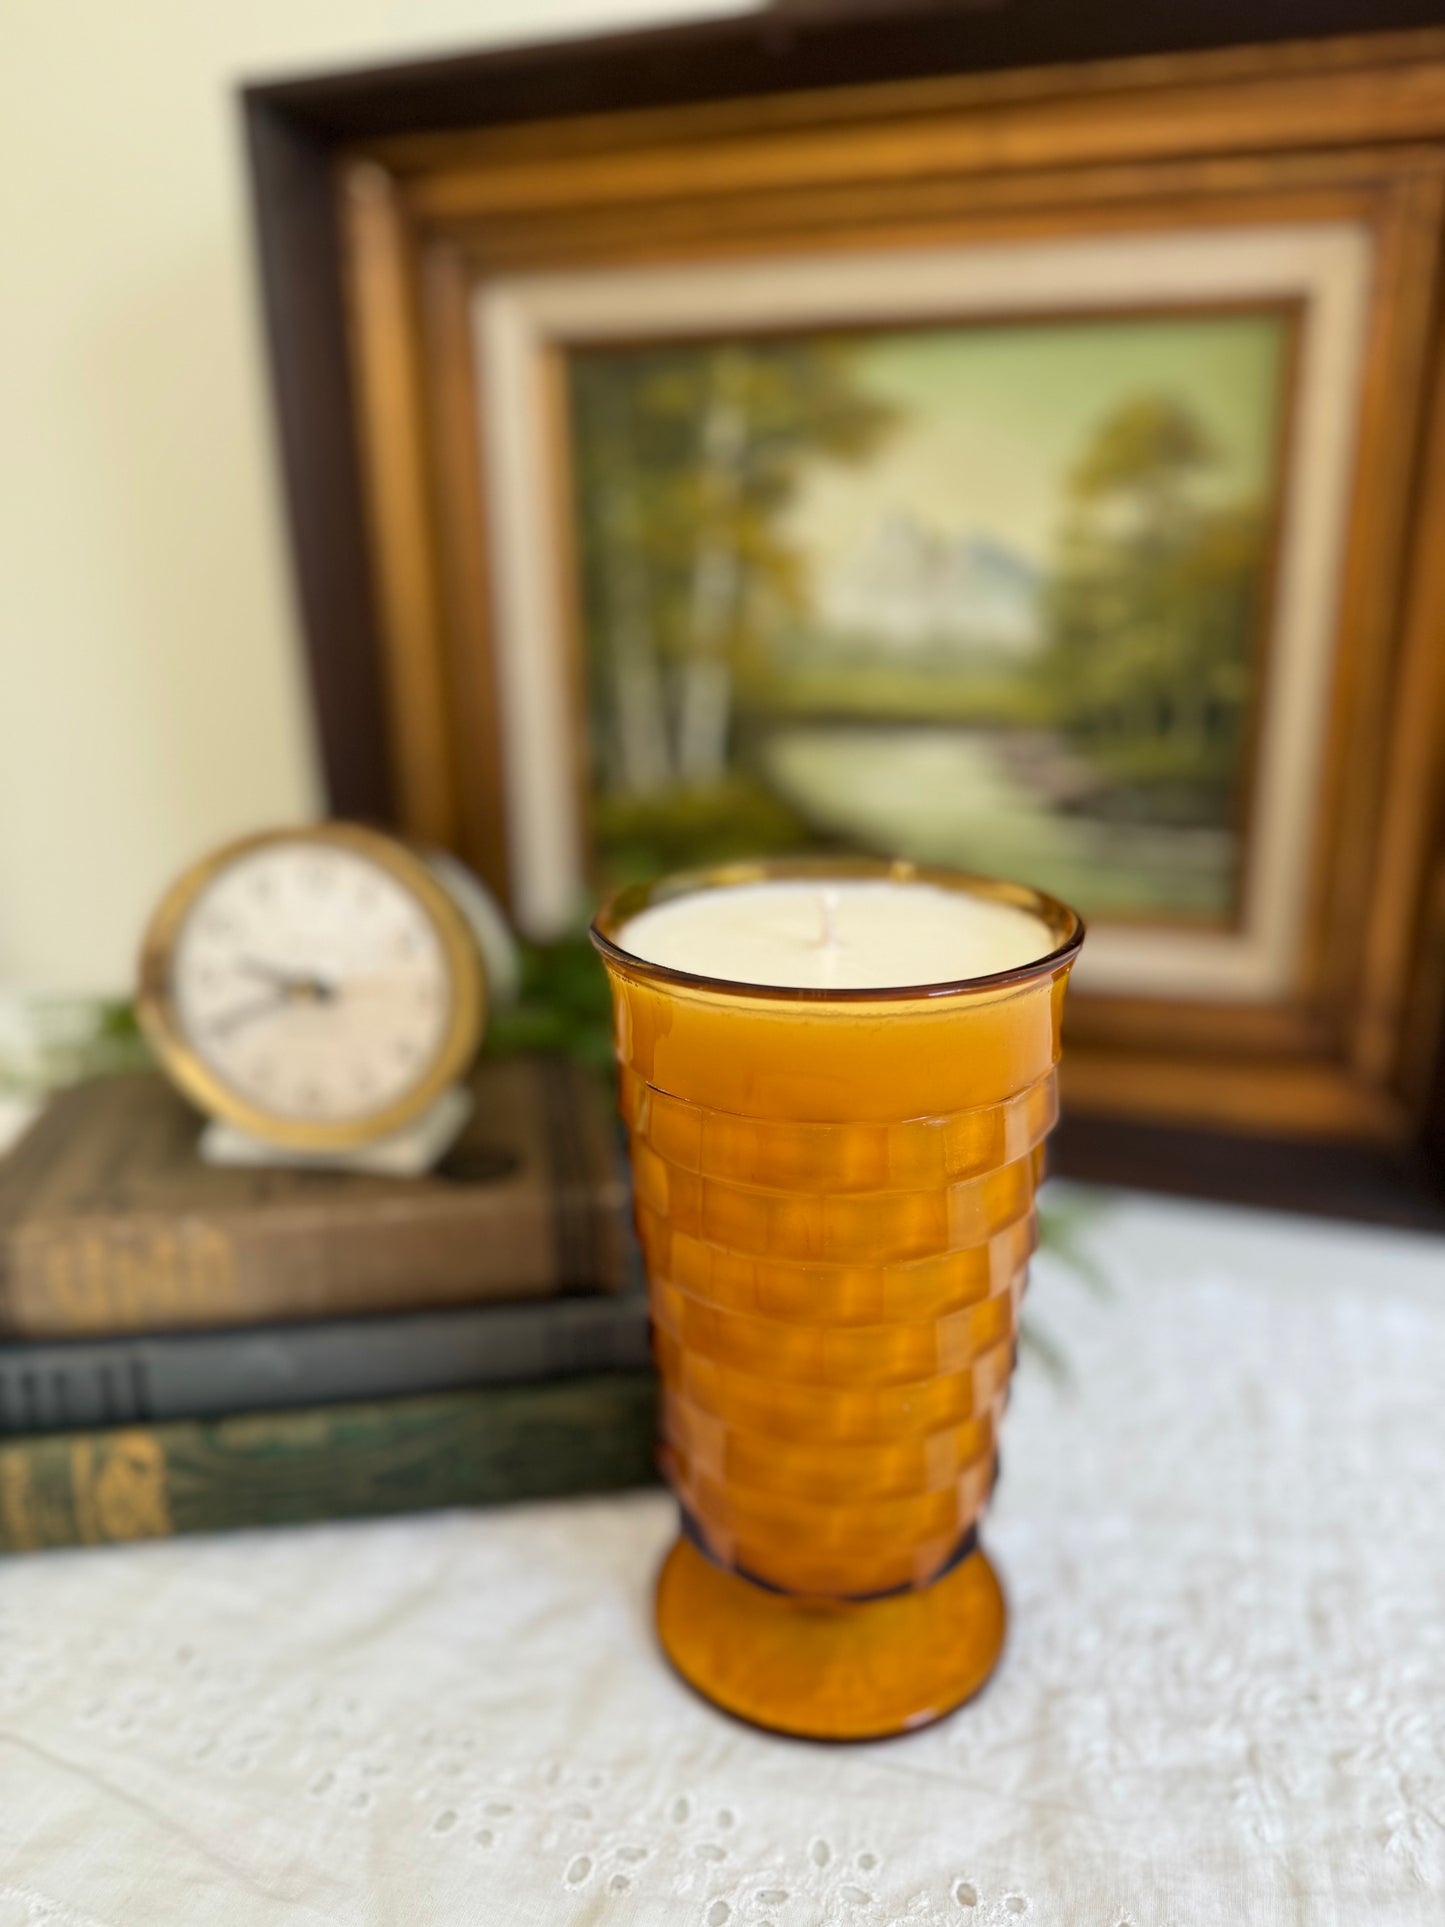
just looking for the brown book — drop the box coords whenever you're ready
[0,1058,629,1339]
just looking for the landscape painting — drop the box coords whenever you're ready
[564,307,1294,925]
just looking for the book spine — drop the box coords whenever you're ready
[1,1186,631,1340]
[0,1061,632,1340]
[0,1371,659,1552]
[0,1292,652,1432]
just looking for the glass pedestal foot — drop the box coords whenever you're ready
[655,1535,1007,1741]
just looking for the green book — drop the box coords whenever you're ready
[0,1370,658,1553]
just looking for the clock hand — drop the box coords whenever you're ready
[235,957,336,1002]
[206,991,290,1039]
[234,956,292,987]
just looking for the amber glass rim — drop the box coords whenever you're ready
[589,856,1084,1005]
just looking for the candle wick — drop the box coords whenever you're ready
[818,887,840,951]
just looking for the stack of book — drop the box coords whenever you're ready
[0,1058,656,1551]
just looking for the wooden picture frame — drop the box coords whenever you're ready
[242,5,1445,1220]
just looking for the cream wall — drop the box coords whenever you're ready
[0,0,742,994]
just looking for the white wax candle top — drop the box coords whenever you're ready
[616,878,1053,990]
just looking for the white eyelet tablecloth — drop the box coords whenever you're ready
[1,1187,1441,1927]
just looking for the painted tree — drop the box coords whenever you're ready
[1044,395,1270,826]
[569,338,898,798]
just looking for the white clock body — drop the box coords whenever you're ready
[139,826,485,1152]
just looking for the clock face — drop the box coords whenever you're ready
[141,829,483,1145]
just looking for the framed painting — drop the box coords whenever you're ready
[242,8,1445,1206]
[476,226,1361,1024]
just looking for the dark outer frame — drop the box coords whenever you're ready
[239,1,1445,1226]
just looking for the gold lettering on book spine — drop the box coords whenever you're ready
[0,1453,38,1551]
[71,1433,173,1543]
[15,1222,238,1333]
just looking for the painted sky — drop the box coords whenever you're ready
[780,310,1291,577]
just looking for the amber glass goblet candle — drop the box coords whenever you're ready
[591,858,1083,1740]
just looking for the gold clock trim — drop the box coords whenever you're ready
[136,822,486,1152]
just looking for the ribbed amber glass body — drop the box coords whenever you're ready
[593,858,1082,1739]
